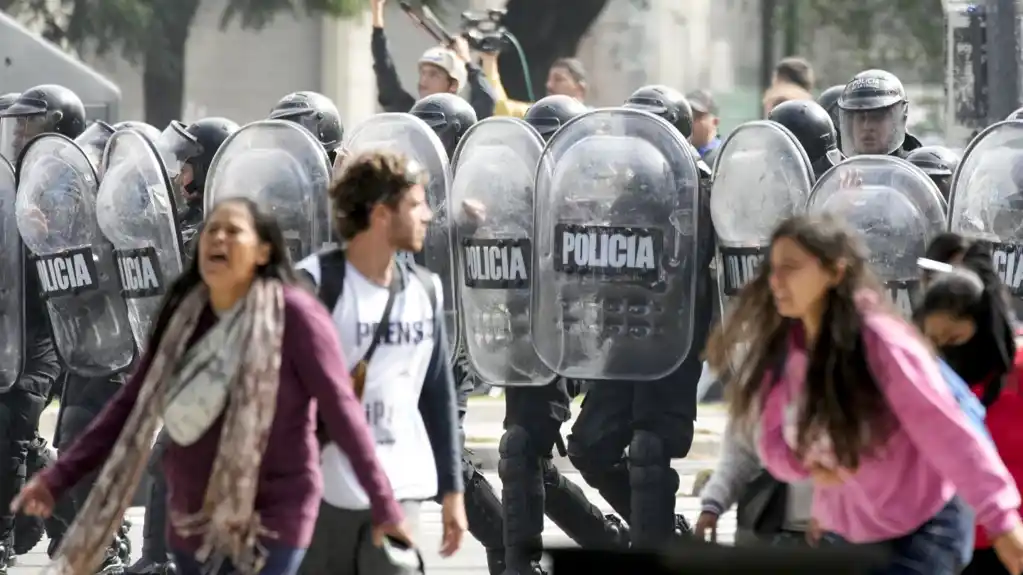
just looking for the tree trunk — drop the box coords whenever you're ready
[497,0,610,102]
[143,0,200,126]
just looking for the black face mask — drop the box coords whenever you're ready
[941,337,993,384]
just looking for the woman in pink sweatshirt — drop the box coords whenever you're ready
[705,214,1023,575]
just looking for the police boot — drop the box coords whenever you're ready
[498,427,546,575]
[127,475,171,574]
[462,449,505,575]
[117,519,133,564]
[628,430,678,549]
[540,459,629,549]
[94,537,126,575]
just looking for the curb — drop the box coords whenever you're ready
[464,434,721,472]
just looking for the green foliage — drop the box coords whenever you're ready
[799,0,945,83]
[220,0,366,30]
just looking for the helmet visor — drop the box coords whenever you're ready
[0,114,49,164]
[839,102,906,157]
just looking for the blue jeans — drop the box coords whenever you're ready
[172,545,307,575]
[831,497,972,575]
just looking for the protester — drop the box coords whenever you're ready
[916,233,1023,575]
[369,0,495,119]
[763,57,815,116]
[705,214,1023,574]
[12,198,409,575]
[485,56,588,118]
[687,89,721,166]
[696,416,817,547]
[296,150,466,574]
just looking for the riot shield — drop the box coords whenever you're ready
[204,120,332,262]
[14,134,135,376]
[947,121,1023,302]
[0,157,22,392]
[75,121,115,176]
[449,117,554,386]
[531,108,700,381]
[97,129,184,349]
[808,155,947,317]
[710,121,813,311]
[342,113,457,346]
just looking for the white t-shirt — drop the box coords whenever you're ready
[297,254,444,508]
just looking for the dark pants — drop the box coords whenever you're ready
[834,497,972,575]
[451,349,506,575]
[131,428,172,569]
[172,545,306,575]
[566,355,700,549]
[0,389,47,542]
[299,501,422,575]
[499,380,626,570]
[48,374,127,560]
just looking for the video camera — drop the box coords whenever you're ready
[460,9,507,54]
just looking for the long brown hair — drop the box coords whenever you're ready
[706,214,894,468]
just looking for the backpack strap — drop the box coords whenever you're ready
[299,248,348,311]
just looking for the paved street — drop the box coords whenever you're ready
[17,400,731,573]
[10,470,737,574]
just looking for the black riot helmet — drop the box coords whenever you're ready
[524,95,587,142]
[1007,107,1023,122]
[269,91,343,155]
[906,146,961,202]
[0,84,87,161]
[114,120,162,142]
[768,100,839,166]
[410,93,476,158]
[623,85,693,139]
[182,117,239,200]
[837,70,909,157]
[817,84,845,128]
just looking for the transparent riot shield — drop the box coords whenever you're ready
[204,120,332,262]
[710,121,813,312]
[948,121,1023,304]
[97,129,184,349]
[75,121,115,176]
[808,155,947,317]
[343,113,457,348]
[15,134,135,376]
[532,108,700,381]
[449,117,554,386]
[0,157,22,392]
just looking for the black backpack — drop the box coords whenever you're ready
[298,248,438,443]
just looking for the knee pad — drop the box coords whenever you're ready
[566,435,600,479]
[498,425,537,479]
[629,430,679,491]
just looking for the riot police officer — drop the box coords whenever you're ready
[0,85,86,571]
[488,98,628,575]
[563,97,713,549]
[269,91,344,163]
[907,146,961,202]
[126,117,237,575]
[623,85,712,179]
[837,69,922,159]
[768,99,843,179]
[524,95,588,141]
[411,93,477,159]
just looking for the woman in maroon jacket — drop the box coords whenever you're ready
[917,233,1023,575]
[13,198,410,575]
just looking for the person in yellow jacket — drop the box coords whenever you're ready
[481,53,589,117]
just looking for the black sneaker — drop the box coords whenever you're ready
[604,513,630,547]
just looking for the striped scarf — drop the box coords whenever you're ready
[45,278,285,575]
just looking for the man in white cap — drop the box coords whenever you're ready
[370,0,496,119]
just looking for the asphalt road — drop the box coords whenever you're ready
[11,469,737,574]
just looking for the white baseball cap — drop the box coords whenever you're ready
[419,47,468,92]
